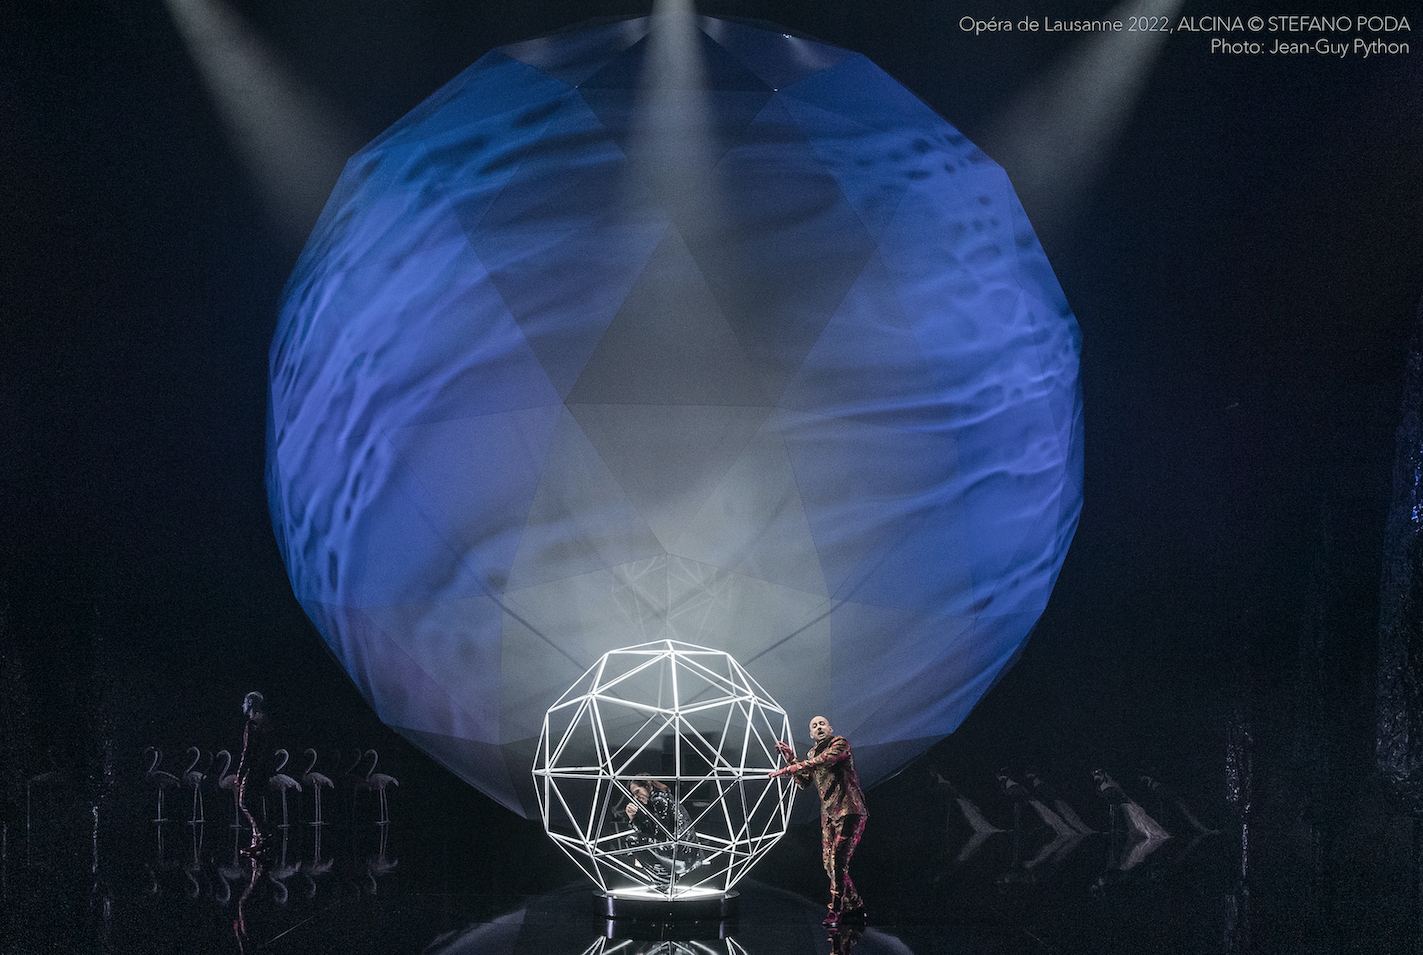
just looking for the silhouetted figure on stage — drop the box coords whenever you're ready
[773,716,867,926]
[235,691,272,859]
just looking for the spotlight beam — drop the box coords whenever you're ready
[625,0,718,228]
[984,0,1185,239]
[163,0,360,244]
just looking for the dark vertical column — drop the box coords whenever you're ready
[87,601,117,954]
[1292,506,1349,952]
[1224,645,1252,955]
[0,605,16,912]
[1377,293,1423,951]
[0,604,32,889]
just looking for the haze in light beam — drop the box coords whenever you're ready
[985,0,1184,239]
[626,0,718,228]
[164,0,359,244]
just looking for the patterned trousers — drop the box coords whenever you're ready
[821,813,866,911]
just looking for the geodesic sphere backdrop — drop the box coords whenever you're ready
[267,14,1083,817]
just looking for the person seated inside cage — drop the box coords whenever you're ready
[618,774,705,880]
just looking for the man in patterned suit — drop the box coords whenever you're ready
[771,715,868,924]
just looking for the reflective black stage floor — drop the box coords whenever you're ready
[6,747,1412,955]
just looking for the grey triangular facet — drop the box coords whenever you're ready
[360,595,505,740]
[566,229,769,406]
[506,406,665,592]
[774,406,971,607]
[689,96,876,402]
[776,252,939,427]
[773,93,913,243]
[477,221,667,398]
[670,422,828,597]
[385,405,563,595]
[470,91,634,235]
[567,403,770,549]
[501,18,650,88]
[701,18,854,92]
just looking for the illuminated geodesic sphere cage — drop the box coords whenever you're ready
[533,641,796,899]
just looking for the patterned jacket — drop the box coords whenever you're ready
[790,735,867,820]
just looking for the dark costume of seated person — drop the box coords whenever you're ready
[619,775,704,880]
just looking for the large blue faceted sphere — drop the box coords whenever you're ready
[268,15,1083,817]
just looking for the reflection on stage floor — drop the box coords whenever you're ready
[0,751,1249,954]
[2,728,1416,953]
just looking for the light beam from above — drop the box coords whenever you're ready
[983,0,1185,240]
[626,0,719,237]
[163,0,360,245]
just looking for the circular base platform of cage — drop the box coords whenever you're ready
[597,888,739,927]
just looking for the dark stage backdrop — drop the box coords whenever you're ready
[2,0,1420,947]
